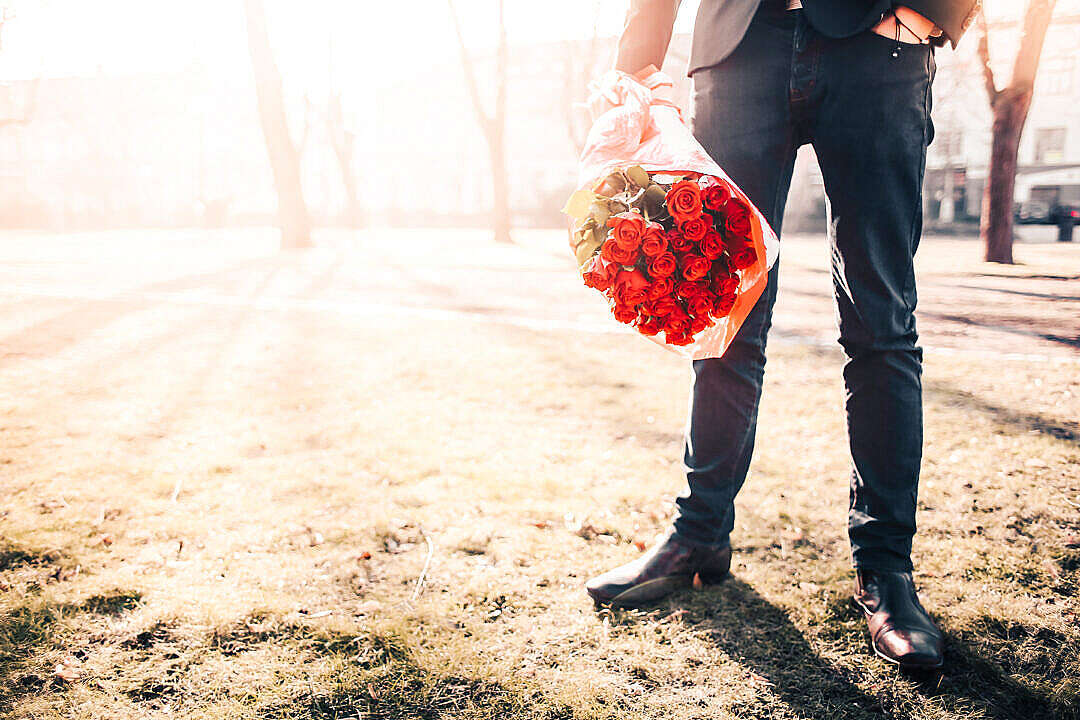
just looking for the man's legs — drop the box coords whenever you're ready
[673,3,800,548]
[810,31,936,572]
[584,3,802,607]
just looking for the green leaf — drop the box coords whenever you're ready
[607,198,629,215]
[589,202,611,228]
[626,165,650,189]
[642,185,667,219]
[590,225,607,248]
[562,189,598,220]
[575,240,598,268]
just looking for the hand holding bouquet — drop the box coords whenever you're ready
[564,66,779,359]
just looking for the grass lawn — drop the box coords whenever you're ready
[1,230,1078,719]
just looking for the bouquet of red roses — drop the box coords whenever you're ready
[565,166,762,346]
[564,66,778,358]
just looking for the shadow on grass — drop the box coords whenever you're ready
[0,254,285,369]
[0,588,143,710]
[929,632,1079,720]
[925,380,1079,445]
[919,311,1080,349]
[609,578,887,720]
[607,577,1074,720]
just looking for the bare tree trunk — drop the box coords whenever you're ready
[976,0,1056,264]
[981,92,1028,263]
[488,132,511,243]
[448,0,511,244]
[326,96,362,228]
[243,0,312,249]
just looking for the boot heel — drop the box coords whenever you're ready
[696,570,730,585]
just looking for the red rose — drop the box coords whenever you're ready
[644,296,679,317]
[582,255,617,292]
[665,227,693,253]
[602,237,638,266]
[690,315,713,334]
[663,308,692,336]
[614,268,651,307]
[647,276,674,300]
[715,292,737,317]
[612,303,639,324]
[648,252,677,278]
[680,215,709,243]
[600,237,618,263]
[675,280,707,299]
[712,254,731,276]
[665,180,703,221]
[641,223,669,257]
[681,253,711,281]
[637,315,663,336]
[699,230,724,260]
[729,244,758,270]
[712,273,740,296]
[699,176,730,211]
[689,293,715,318]
[666,332,694,346]
[607,212,646,251]
[723,198,752,238]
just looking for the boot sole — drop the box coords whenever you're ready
[590,571,729,608]
[854,597,944,670]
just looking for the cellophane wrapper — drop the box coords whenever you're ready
[569,66,780,360]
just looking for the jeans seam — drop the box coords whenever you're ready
[700,140,787,548]
[901,48,932,312]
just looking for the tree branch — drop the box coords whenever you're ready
[447,0,493,133]
[975,6,999,105]
[493,0,506,129]
[1010,0,1057,93]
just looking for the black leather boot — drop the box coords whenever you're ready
[585,528,731,607]
[854,569,944,669]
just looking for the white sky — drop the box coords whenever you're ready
[0,0,700,82]
[0,0,1058,94]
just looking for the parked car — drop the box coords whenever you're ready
[1050,204,1080,224]
[1015,200,1052,224]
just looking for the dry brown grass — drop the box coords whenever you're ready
[1,230,1078,719]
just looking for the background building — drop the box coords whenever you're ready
[1,3,1078,232]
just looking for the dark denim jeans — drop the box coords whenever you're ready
[674,3,936,572]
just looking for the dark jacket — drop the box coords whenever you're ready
[615,0,980,76]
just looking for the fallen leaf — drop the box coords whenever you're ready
[53,657,81,683]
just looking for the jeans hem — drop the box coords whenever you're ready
[851,557,914,573]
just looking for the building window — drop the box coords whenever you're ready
[1040,57,1073,95]
[935,130,963,160]
[1035,127,1066,164]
